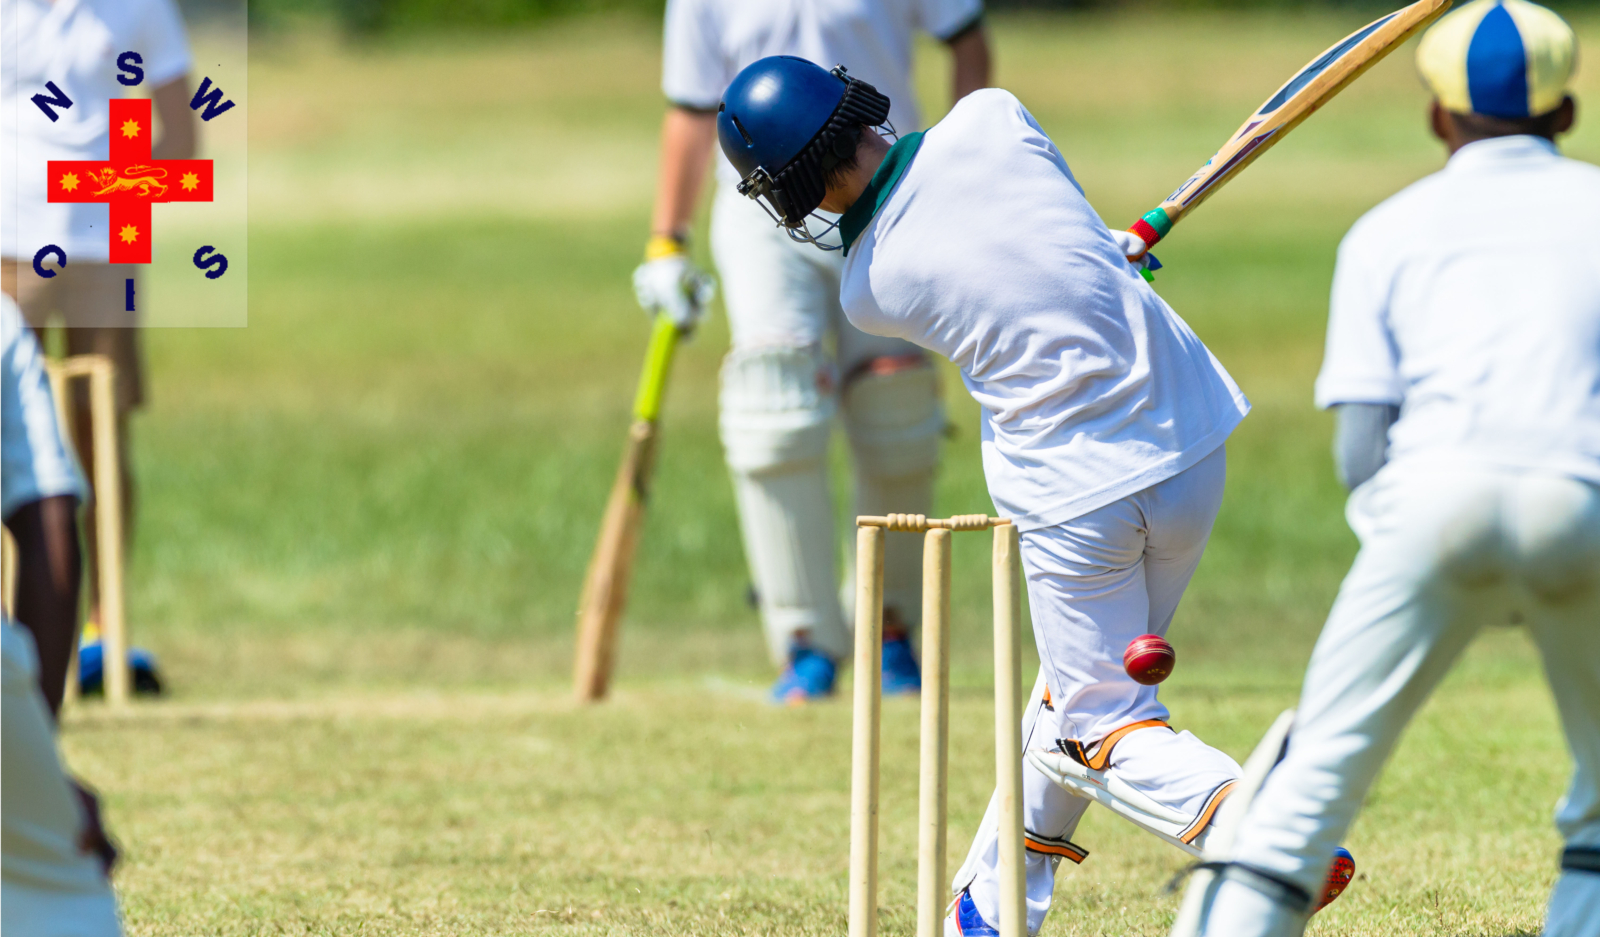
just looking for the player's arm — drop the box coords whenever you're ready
[633,106,718,332]
[1331,403,1397,490]
[650,106,717,245]
[151,75,196,161]
[945,19,991,102]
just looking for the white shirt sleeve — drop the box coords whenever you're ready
[137,0,193,88]
[916,0,984,41]
[661,0,729,111]
[1314,218,1405,409]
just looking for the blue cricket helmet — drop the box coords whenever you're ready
[718,56,891,236]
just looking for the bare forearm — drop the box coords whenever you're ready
[650,107,718,239]
[151,76,196,161]
[948,25,991,102]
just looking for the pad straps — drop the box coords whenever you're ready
[1562,846,1600,874]
[1193,861,1315,916]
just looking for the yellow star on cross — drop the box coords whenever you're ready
[120,118,141,139]
[118,224,140,244]
[59,172,80,192]
[180,172,200,192]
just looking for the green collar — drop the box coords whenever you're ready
[839,131,924,256]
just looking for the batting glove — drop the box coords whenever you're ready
[633,236,716,332]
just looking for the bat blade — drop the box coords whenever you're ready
[1127,0,1452,252]
[572,316,682,702]
[573,419,658,701]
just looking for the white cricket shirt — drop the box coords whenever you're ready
[662,0,983,188]
[1316,136,1600,485]
[2,0,192,263]
[838,90,1251,531]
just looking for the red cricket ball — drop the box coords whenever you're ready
[1123,634,1176,685]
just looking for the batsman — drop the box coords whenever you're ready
[632,0,991,703]
[710,56,1337,934]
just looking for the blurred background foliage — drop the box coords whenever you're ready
[234,0,1600,37]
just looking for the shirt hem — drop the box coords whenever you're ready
[997,402,1247,533]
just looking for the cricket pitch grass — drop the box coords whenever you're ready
[66,9,1600,935]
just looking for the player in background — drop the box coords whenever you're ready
[633,0,991,703]
[1,0,196,635]
[3,294,86,716]
[709,57,1350,935]
[1195,2,1600,934]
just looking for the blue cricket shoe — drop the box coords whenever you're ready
[946,889,998,937]
[77,641,164,696]
[771,644,837,705]
[880,632,922,695]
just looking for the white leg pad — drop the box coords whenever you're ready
[1545,871,1600,937]
[719,345,849,663]
[841,360,944,627]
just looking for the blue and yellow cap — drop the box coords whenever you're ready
[1417,0,1577,118]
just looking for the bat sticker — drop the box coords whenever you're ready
[1180,129,1278,207]
[1259,12,1399,114]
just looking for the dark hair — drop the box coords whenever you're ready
[1448,97,1572,143]
[768,79,890,225]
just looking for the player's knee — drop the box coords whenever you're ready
[842,354,944,479]
[719,344,836,474]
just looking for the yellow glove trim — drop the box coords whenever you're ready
[645,234,688,262]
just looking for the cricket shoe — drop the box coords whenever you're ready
[944,889,998,937]
[881,633,922,695]
[770,645,836,705]
[1315,846,1356,912]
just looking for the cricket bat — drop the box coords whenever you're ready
[573,314,682,702]
[1124,0,1452,261]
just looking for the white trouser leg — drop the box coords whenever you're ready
[955,446,1232,933]
[1,624,122,936]
[1212,468,1600,937]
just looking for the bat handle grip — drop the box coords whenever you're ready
[632,315,682,423]
[1127,206,1174,253]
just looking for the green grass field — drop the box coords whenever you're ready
[59,10,1600,935]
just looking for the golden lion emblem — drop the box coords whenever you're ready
[89,165,168,198]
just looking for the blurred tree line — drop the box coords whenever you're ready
[239,0,1595,35]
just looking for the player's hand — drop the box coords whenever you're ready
[70,777,118,878]
[1112,229,1150,262]
[632,240,716,333]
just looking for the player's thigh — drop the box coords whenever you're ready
[1022,504,1165,738]
[1139,444,1227,630]
[1295,469,1507,731]
[710,189,837,350]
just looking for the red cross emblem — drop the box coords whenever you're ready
[47,98,213,264]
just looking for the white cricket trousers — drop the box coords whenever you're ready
[2,623,122,936]
[957,445,1243,934]
[1210,464,1600,937]
[710,187,941,664]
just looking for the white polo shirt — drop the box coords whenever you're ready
[1,0,191,263]
[1316,136,1600,485]
[662,0,983,189]
[838,90,1251,531]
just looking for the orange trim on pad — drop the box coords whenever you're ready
[1082,719,1171,770]
[1179,780,1237,844]
[1024,835,1088,864]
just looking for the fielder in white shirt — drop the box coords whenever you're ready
[633,0,990,703]
[712,57,1360,936]
[1197,2,1600,935]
